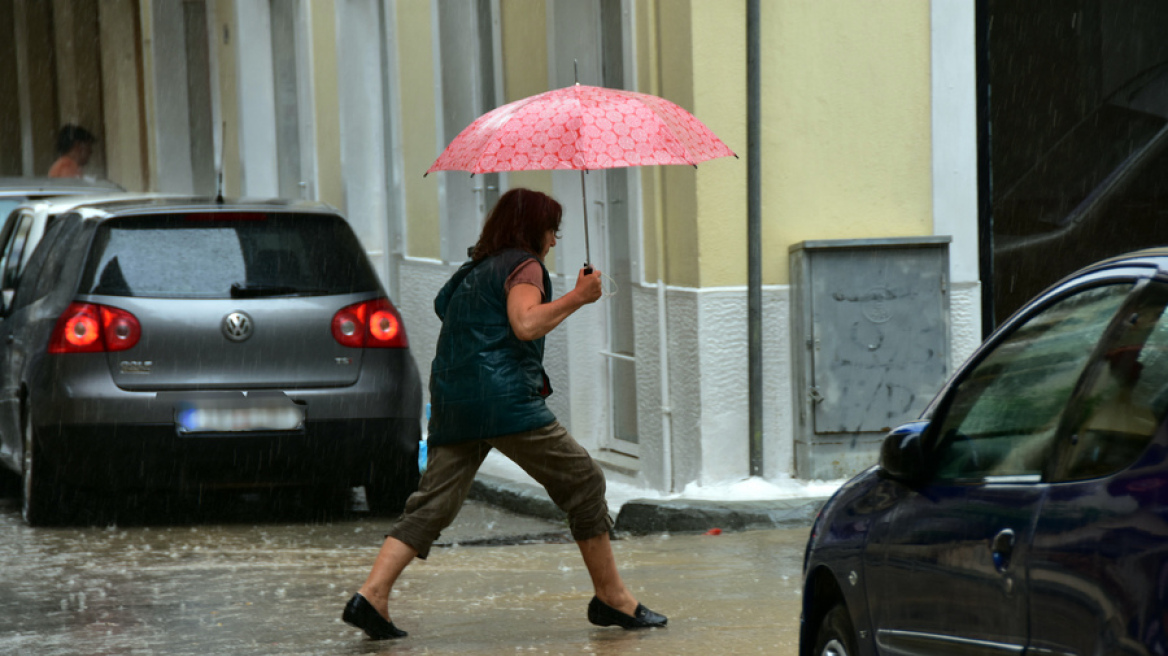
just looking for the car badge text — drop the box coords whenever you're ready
[119,360,153,374]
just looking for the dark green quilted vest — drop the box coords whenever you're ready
[426,249,555,446]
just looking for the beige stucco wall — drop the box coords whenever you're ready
[634,0,745,289]
[396,0,440,260]
[392,0,932,287]
[692,1,747,288]
[98,0,147,191]
[654,2,700,288]
[498,0,553,198]
[137,1,157,190]
[214,0,240,197]
[498,0,554,265]
[763,0,933,284]
[96,0,142,189]
[309,3,343,210]
[636,0,932,287]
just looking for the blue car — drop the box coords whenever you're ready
[800,248,1168,656]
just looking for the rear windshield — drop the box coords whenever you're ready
[79,212,381,299]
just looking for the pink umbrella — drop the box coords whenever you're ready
[427,83,736,267]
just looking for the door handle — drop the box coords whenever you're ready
[991,528,1016,572]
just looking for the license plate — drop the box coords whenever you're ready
[175,395,304,434]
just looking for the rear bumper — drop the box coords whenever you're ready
[31,349,423,424]
[34,418,420,490]
[25,349,423,491]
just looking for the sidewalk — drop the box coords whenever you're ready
[468,469,836,535]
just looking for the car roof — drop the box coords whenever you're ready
[2,192,167,227]
[0,177,124,196]
[1026,247,1168,309]
[39,195,341,221]
[18,192,176,215]
[1080,247,1168,274]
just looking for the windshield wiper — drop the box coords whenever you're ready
[230,283,327,298]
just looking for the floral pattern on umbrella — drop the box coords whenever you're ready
[427,84,736,175]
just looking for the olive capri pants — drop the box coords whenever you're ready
[387,421,613,559]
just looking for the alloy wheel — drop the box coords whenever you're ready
[820,638,848,656]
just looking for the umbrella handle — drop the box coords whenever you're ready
[584,263,593,275]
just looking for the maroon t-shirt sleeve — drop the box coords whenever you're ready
[504,259,546,299]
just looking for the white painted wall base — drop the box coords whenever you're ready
[622,284,796,491]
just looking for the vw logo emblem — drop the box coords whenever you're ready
[222,311,254,342]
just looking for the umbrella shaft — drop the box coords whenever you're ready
[580,170,591,267]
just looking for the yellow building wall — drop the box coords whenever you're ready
[498,0,554,265]
[214,0,240,197]
[98,0,147,191]
[499,0,553,198]
[639,0,932,287]
[653,2,700,288]
[309,3,343,210]
[763,0,933,284]
[392,0,931,282]
[396,0,441,260]
[692,0,747,288]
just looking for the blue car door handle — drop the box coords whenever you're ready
[992,528,1016,572]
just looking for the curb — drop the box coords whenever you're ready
[469,473,828,535]
[612,497,827,534]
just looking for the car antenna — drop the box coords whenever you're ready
[215,121,225,204]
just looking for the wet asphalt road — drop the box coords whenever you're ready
[0,487,809,655]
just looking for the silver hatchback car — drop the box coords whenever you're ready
[0,196,422,525]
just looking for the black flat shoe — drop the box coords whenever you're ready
[587,596,668,629]
[343,593,408,640]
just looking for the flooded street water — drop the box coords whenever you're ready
[0,492,808,655]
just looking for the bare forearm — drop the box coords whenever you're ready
[511,289,586,340]
[508,268,602,340]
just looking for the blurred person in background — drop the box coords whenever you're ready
[48,124,95,179]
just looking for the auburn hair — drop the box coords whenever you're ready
[470,188,562,261]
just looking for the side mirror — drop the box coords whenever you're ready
[879,420,931,484]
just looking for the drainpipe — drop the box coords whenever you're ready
[657,277,673,492]
[648,0,674,492]
[747,0,763,477]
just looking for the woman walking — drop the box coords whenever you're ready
[343,188,667,640]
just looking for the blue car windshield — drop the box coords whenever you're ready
[79,212,381,299]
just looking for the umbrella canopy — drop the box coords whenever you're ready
[427,84,735,175]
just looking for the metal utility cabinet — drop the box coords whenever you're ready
[789,237,951,480]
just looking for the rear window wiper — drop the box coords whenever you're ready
[230,283,327,298]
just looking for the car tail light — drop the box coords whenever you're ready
[48,303,141,353]
[332,298,408,349]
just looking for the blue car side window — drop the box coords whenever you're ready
[1050,282,1168,481]
[932,283,1132,481]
